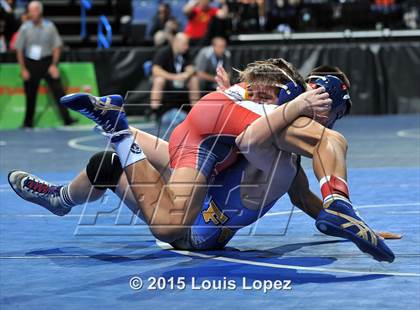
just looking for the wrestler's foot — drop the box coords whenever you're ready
[315,199,395,263]
[60,93,130,142]
[8,170,73,216]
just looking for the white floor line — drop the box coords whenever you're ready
[67,135,107,152]
[385,211,420,215]
[265,202,420,217]
[0,202,418,218]
[1,199,419,277]
[66,122,157,152]
[150,202,420,278]
[156,241,420,278]
[397,129,420,139]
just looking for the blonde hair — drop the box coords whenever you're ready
[238,58,307,89]
[239,61,292,87]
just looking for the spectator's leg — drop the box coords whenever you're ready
[44,74,74,125]
[22,75,41,128]
[187,75,200,106]
[151,76,166,111]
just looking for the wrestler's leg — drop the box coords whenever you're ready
[8,127,172,217]
[239,117,396,261]
[274,117,347,181]
[124,159,207,242]
[67,170,105,204]
[66,127,172,208]
[96,122,207,242]
[103,127,209,239]
[272,117,395,261]
[241,116,350,206]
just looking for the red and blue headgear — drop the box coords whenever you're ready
[276,71,352,129]
[276,69,306,105]
[306,74,352,128]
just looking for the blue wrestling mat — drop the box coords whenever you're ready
[0,115,419,310]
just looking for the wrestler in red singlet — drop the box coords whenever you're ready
[169,84,276,178]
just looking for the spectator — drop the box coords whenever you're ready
[183,0,228,44]
[115,0,132,44]
[154,18,180,47]
[403,0,419,29]
[149,3,180,46]
[149,3,174,37]
[151,32,200,115]
[195,36,231,92]
[1,0,19,50]
[234,0,267,33]
[15,1,75,128]
[266,0,301,32]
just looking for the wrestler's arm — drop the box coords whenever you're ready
[236,88,330,156]
[287,165,323,219]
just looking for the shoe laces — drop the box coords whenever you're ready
[80,108,122,133]
[23,177,59,197]
[94,125,132,141]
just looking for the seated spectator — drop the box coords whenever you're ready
[1,0,21,50]
[183,0,228,44]
[151,32,200,116]
[195,36,231,92]
[154,18,180,47]
[149,3,175,37]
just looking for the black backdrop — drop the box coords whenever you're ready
[2,40,419,115]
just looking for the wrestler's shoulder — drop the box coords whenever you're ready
[197,83,249,105]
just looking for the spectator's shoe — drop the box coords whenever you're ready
[60,93,130,142]
[316,199,395,262]
[8,170,71,216]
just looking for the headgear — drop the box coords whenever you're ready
[306,74,352,128]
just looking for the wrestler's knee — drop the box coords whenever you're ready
[150,225,187,243]
[86,151,123,192]
[324,129,348,151]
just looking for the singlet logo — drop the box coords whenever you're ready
[202,201,229,225]
[225,89,243,101]
[130,143,143,154]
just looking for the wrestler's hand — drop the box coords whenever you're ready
[215,66,231,91]
[294,87,332,122]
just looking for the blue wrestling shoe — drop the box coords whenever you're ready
[8,170,72,216]
[60,93,130,142]
[316,199,395,262]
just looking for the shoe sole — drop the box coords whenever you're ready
[7,169,26,201]
[60,93,90,107]
[316,219,395,263]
